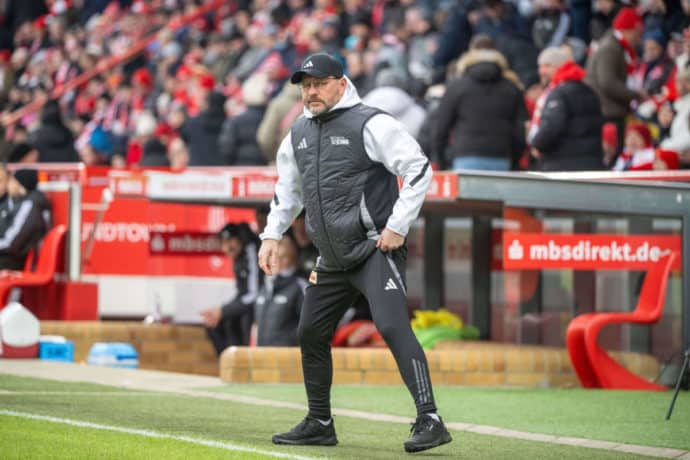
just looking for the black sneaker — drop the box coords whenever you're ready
[272,416,338,446]
[404,414,453,453]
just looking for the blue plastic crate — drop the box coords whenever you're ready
[39,341,75,362]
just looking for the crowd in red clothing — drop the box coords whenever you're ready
[1,0,690,172]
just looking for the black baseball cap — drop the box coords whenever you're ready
[290,53,344,84]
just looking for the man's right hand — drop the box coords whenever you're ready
[258,239,280,276]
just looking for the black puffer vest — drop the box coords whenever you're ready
[291,104,398,272]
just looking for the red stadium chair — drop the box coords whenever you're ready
[0,225,67,308]
[566,252,676,390]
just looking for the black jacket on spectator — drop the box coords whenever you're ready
[0,190,51,270]
[220,237,262,319]
[219,106,267,165]
[254,270,306,346]
[433,51,527,167]
[4,0,48,34]
[138,139,169,167]
[29,101,79,163]
[530,62,604,171]
[180,92,226,166]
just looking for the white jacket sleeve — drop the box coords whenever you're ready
[363,113,432,237]
[260,132,304,240]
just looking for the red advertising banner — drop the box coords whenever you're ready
[149,232,224,256]
[503,232,682,270]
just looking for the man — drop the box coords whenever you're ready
[585,6,644,157]
[0,169,51,270]
[258,53,451,453]
[528,47,604,171]
[254,236,307,346]
[200,223,262,355]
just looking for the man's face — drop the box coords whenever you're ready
[221,237,243,259]
[299,76,346,116]
[277,238,298,272]
[538,62,556,86]
[643,39,663,62]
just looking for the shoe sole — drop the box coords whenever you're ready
[272,435,338,446]
[404,432,453,453]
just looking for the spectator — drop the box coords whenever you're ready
[632,29,678,121]
[531,0,571,50]
[4,0,48,35]
[0,169,51,270]
[529,47,604,171]
[201,222,263,355]
[362,68,427,138]
[660,68,690,160]
[433,47,527,170]
[590,0,621,43]
[219,75,269,166]
[613,122,679,170]
[167,137,189,171]
[28,100,79,163]
[180,91,226,166]
[288,211,319,278]
[78,126,113,165]
[7,143,39,163]
[585,7,644,156]
[253,236,307,346]
[257,81,303,163]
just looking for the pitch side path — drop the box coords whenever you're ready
[1,360,688,459]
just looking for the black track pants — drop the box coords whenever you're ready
[298,249,437,419]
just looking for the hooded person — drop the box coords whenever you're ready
[219,75,269,165]
[529,46,604,170]
[259,52,451,453]
[180,91,227,166]
[28,99,79,163]
[0,168,52,270]
[433,47,528,170]
[200,222,263,354]
[362,68,427,138]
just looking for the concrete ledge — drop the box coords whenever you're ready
[220,341,661,387]
[40,321,218,376]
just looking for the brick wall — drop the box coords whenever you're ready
[40,321,218,376]
[220,341,661,387]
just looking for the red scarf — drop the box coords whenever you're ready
[614,30,638,75]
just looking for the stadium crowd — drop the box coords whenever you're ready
[1,0,690,171]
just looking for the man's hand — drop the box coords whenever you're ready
[376,228,405,252]
[200,307,223,328]
[258,239,280,275]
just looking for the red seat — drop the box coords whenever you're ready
[0,225,67,308]
[566,252,676,390]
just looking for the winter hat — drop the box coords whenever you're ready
[13,169,38,192]
[89,127,113,156]
[613,7,642,31]
[626,122,653,147]
[643,28,668,48]
[132,68,153,89]
[602,123,618,149]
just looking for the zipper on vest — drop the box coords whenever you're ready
[315,121,344,270]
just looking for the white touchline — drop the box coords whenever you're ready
[0,410,326,460]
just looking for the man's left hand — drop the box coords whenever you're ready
[200,307,223,328]
[376,228,404,252]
